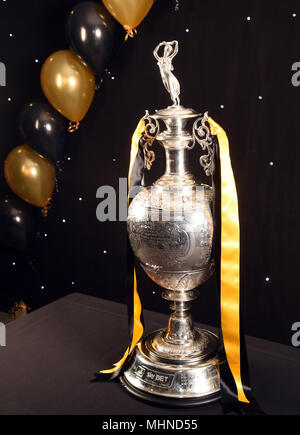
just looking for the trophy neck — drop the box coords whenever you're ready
[151,106,200,188]
[154,139,196,187]
[165,146,188,176]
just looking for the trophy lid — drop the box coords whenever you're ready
[152,105,200,120]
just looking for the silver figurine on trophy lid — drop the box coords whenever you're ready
[121,40,220,406]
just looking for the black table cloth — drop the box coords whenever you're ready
[0,292,299,415]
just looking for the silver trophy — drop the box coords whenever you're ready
[121,41,220,406]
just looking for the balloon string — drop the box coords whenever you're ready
[41,197,53,218]
[68,121,80,133]
[124,26,137,41]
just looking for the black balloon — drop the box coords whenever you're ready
[66,1,123,75]
[19,102,68,163]
[0,195,40,253]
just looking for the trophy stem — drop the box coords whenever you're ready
[162,289,199,347]
[165,301,194,344]
[142,289,207,360]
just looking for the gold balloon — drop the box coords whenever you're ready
[102,0,154,30]
[41,50,95,122]
[4,145,56,208]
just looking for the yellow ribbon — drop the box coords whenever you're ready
[208,117,249,404]
[99,120,145,375]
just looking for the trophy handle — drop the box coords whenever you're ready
[140,111,160,171]
[190,112,215,177]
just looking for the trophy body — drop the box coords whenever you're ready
[121,42,220,406]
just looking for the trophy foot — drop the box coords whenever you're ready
[120,328,221,407]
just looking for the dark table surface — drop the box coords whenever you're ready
[0,292,299,415]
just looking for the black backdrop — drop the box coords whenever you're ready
[0,0,299,346]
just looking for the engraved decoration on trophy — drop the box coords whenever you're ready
[121,41,221,406]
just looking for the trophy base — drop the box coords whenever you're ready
[120,328,221,407]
